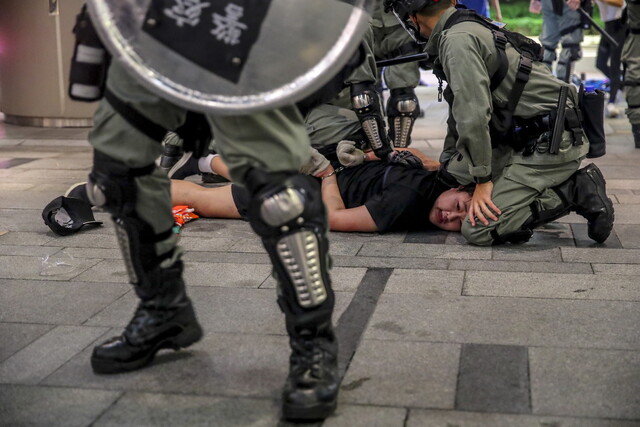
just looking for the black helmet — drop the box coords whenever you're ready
[384,0,443,20]
[384,0,443,44]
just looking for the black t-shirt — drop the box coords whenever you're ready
[337,162,446,233]
[231,162,449,233]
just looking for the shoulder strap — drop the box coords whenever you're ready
[442,10,509,91]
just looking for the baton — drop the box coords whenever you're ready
[376,53,429,68]
[549,85,568,155]
[577,7,619,48]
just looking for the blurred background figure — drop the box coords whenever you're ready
[595,0,627,118]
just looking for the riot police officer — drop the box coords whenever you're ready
[622,0,640,147]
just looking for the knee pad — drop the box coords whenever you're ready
[245,170,333,317]
[386,87,420,148]
[87,150,174,288]
[350,82,392,159]
[86,150,155,216]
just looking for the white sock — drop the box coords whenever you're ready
[198,154,218,174]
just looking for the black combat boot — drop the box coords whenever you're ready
[632,124,640,149]
[552,163,615,243]
[282,321,339,421]
[91,261,203,374]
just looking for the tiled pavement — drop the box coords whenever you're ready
[1,54,640,426]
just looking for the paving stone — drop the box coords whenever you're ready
[0,325,109,384]
[44,332,291,399]
[455,344,530,413]
[616,194,640,204]
[325,404,407,427]
[608,205,639,225]
[0,254,102,281]
[530,347,640,419]
[228,236,364,256]
[612,224,640,249]
[0,279,130,324]
[463,271,640,301]
[177,235,237,252]
[185,261,273,288]
[43,232,120,248]
[0,244,64,257]
[364,294,640,350]
[562,247,640,264]
[492,246,563,262]
[384,268,464,296]
[85,286,354,335]
[0,183,35,191]
[0,322,54,363]
[404,230,449,244]
[448,259,593,274]
[592,263,640,275]
[333,255,450,270]
[0,384,121,427]
[0,186,87,210]
[358,242,492,260]
[0,139,25,146]
[571,223,623,248]
[63,247,122,260]
[261,266,368,292]
[185,250,271,265]
[407,409,640,426]
[340,340,459,408]
[0,231,55,246]
[94,392,280,427]
[607,179,640,191]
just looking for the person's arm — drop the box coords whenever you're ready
[440,31,500,225]
[319,166,378,232]
[344,143,440,171]
[490,0,503,21]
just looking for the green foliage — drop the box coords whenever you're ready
[498,0,605,36]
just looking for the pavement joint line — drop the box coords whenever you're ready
[87,390,126,427]
[334,267,393,380]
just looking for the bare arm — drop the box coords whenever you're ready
[319,166,378,232]
[490,0,503,21]
[363,147,441,171]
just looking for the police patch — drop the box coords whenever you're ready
[143,0,272,83]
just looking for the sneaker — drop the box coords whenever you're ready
[159,143,185,173]
[168,152,201,180]
[605,103,620,119]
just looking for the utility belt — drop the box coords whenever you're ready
[511,106,583,156]
[495,87,606,159]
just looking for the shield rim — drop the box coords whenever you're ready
[88,0,371,115]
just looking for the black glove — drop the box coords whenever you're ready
[387,150,423,169]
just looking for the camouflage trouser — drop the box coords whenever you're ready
[540,0,583,81]
[445,131,588,246]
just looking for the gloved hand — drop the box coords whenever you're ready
[299,147,330,177]
[387,150,424,169]
[337,140,367,167]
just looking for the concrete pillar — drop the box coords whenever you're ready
[0,0,97,127]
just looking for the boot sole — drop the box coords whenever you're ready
[585,165,615,243]
[282,399,337,422]
[91,322,203,374]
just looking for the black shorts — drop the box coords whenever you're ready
[231,184,250,219]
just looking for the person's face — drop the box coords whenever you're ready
[428,188,471,232]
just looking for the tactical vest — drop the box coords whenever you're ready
[432,9,544,135]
